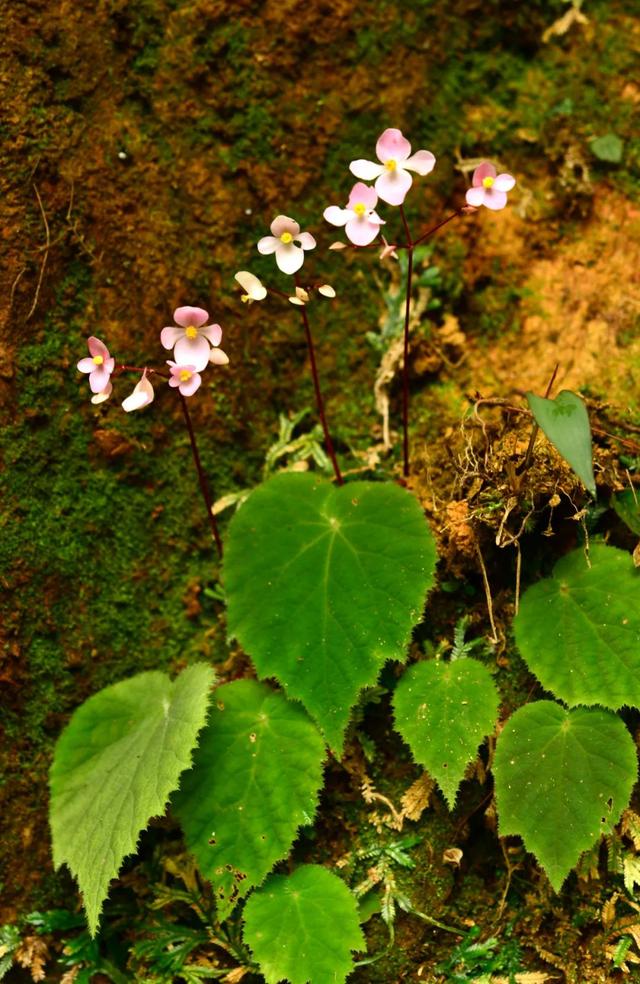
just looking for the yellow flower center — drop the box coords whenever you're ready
[241,294,251,303]
[185,325,198,339]
[353,203,367,217]
[280,231,293,244]
[92,355,104,365]
[385,159,397,172]
[482,176,495,189]
[179,369,192,382]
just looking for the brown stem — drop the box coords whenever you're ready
[412,207,469,247]
[178,392,223,557]
[295,278,343,485]
[399,205,413,478]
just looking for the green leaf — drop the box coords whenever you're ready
[224,473,437,753]
[526,389,596,495]
[393,658,500,808]
[494,701,636,891]
[612,490,640,536]
[50,664,214,935]
[590,133,624,163]
[243,865,365,984]
[514,544,640,709]
[173,679,326,919]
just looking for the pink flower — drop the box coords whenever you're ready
[77,336,115,394]
[167,361,201,397]
[91,382,112,405]
[122,369,154,412]
[465,163,515,211]
[350,128,436,207]
[323,182,385,246]
[257,215,316,275]
[160,307,223,372]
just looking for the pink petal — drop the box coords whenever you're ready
[91,382,112,406]
[174,306,209,328]
[160,325,184,350]
[168,376,181,388]
[375,168,412,206]
[465,186,486,207]
[209,348,229,365]
[349,159,385,181]
[89,366,111,393]
[494,173,516,192]
[174,334,211,371]
[87,336,109,360]
[296,232,316,251]
[122,371,154,412]
[201,323,222,346]
[270,215,300,238]
[403,150,436,176]
[324,206,350,227]
[275,243,304,275]
[179,372,202,397]
[257,235,279,255]
[105,357,115,373]
[348,182,378,209]
[472,162,497,187]
[345,216,381,246]
[78,357,95,374]
[483,188,508,211]
[376,128,411,163]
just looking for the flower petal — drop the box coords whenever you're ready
[209,348,229,365]
[174,306,209,328]
[318,284,336,298]
[89,366,111,393]
[375,168,412,206]
[160,325,183,350]
[174,334,211,371]
[376,128,412,163]
[87,336,109,360]
[403,150,436,176]
[91,382,112,405]
[472,162,497,187]
[77,357,95,373]
[122,372,154,412]
[270,215,300,238]
[235,271,267,300]
[323,205,350,227]
[494,172,516,192]
[179,372,202,397]
[296,232,316,251]
[201,323,223,346]
[257,235,279,255]
[465,186,486,207]
[349,159,385,181]
[483,188,508,211]
[275,242,304,275]
[348,182,378,209]
[345,215,381,246]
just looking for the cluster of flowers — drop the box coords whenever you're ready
[78,306,228,410]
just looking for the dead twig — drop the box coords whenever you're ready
[26,184,50,321]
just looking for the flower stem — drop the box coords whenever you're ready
[412,206,469,247]
[178,392,224,557]
[295,279,343,485]
[399,205,414,478]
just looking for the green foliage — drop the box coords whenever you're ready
[243,865,365,984]
[224,473,437,753]
[494,701,637,891]
[526,389,596,496]
[0,924,21,979]
[590,133,624,163]
[173,679,326,919]
[514,544,640,709]
[436,926,523,982]
[393,658,500,808]
[612,489,640,536]
[50,664,214,935]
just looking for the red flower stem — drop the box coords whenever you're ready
[412,207,468,247]
[399,205,414,478]
[178,392,224,557]
[295,276,343,485]
[115,364,170,379]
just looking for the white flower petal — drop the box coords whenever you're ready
[275,242,304,275]
[349,159,386,181]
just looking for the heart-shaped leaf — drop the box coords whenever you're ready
[494,701,637,891]
[50,664,214,935]
[243,865,365,984]
[612,490,640,536]
[393,658,500,808]
[526,389,596,496]
[173,679,326,919]
[514,544,640,709]
[224,473,437,753]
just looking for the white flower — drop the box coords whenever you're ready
[235,271,267,303]
[257,215,316,275]
[122,369,155,412]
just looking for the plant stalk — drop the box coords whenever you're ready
[179,392,224,557]
[400,205,414,478]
